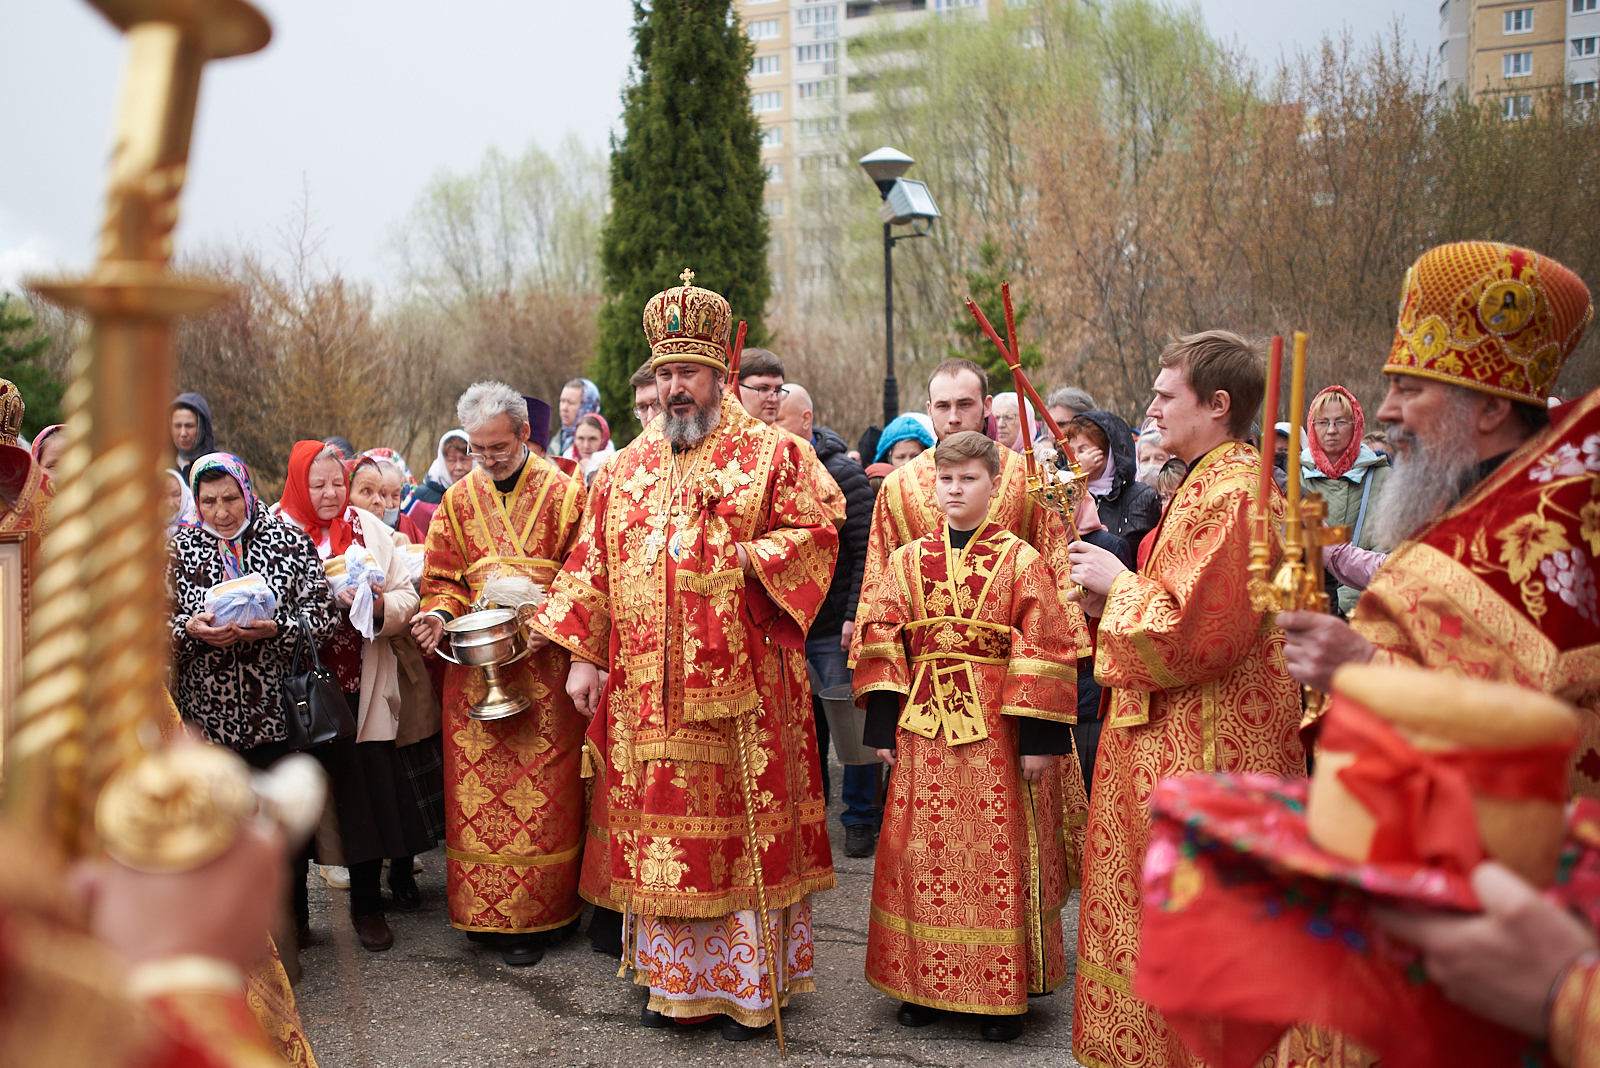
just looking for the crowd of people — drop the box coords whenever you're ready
[21,237,1600,1067]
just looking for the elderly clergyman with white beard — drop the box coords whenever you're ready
[1280,241,1600,795]
[533,271,838,1042]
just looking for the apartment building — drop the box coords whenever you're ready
[1440,0,1600,113]
[736,0,1005,305]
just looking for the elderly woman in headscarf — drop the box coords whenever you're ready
[163,468,194,539]
[1300,384,1392,616]
[556,377,600,457]
[873,412,936,469]
[166,453,340,952]
[359,447,427,543]
[30,423,66,479]
[274,441,435,952]
[406,429,471,532]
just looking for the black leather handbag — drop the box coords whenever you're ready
[279,611,355,750]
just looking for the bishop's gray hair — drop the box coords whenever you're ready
[457,381,528,435]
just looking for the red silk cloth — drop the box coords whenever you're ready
[1321,694,1573,876]
[276,439,356,556]
[1133,775,1600,1068]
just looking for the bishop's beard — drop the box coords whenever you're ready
[1371,388,1484,551]
[664,389,722,450]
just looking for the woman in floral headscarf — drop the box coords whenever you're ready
[166,453,340,957]
[1300,384,1392,616]
[274,440,434,952]
[30,423,66,479]
[556,377,601,457]
[406,429,471,532]
[360,447,426,543]
[564,413,614,486]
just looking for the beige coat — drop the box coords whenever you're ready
[351,509,420,743]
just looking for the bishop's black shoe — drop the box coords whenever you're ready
[980,1015,1025,1042]
[721,1017,770,1042]
[500,939,544,967]
[896,1002,944,1028]
[641,1007,671,1029]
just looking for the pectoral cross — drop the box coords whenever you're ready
[642,514,669,568]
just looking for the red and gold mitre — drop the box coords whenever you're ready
[0,379,24,448]
[1387,241,1593,404]
[643,268,732,373]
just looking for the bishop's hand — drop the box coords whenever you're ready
[1276,610,1376,692]
[568,660,603,719]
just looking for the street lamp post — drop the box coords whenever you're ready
[858,146,941,431]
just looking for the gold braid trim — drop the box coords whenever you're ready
[609,870,838,919]
[675,568,745,595]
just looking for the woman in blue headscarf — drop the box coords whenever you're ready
[873,412,936,468]
[557,377,601,457]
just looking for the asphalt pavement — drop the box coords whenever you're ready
[293,759,1087,1068]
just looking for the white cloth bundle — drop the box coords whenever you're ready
[204,573,278,629]
[326,544,386,640]
[475,573,545,613]
[400,543,425,586]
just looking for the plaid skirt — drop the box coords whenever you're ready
[397,731,446,843]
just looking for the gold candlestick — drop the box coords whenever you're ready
[7,0,270,861]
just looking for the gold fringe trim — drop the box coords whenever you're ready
[675,568,745,595]
[641,980,817,1028]
[680,686,761,723]
[449,904,584,935]
[631,740,731,765]
[609,871,837,920]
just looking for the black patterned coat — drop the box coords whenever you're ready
[167,505,339,750]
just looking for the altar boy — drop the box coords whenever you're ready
[852,430,1077,1042]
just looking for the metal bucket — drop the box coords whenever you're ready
[818,684,879,766]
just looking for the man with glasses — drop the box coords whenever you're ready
[409,381,588,968]
[630,361,661,426]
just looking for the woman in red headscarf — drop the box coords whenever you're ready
[274,441,435,952]
[1299,385,1393,616]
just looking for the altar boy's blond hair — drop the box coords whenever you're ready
[933,431,1000,478]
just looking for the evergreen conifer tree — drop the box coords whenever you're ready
[949,237,1041,383]
[0,294,64,439]
[594,0,770,441]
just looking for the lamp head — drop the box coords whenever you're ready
[859,145,915,198]
[880,177,942,227]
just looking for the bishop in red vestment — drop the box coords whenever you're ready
[534,273,838,1035]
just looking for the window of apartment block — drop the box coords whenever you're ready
[797,79,837,99]
[1440,41,1449,62]
[764,163,783,183]
[1575,37,1598,56]
[796,43,836,63]
[796,5,839,25]
[752,54,781,75]
[1439,0,1449,18]
[1571,80,1598,100]
[760,126,783,147]
[934,0,980,10]
[1502,93,1533,118]
[753,91,782,112]
[798,116,842,136]
[1504,8,1534,32]
[1577,0,1598,13]
[1503,51,1534,76]
[765,199,785,218]
[748,18,782,40]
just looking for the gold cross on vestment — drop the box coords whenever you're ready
[642,514,669,568]
[680,267,695,287]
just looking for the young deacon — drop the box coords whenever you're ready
[853,431,1077,1043]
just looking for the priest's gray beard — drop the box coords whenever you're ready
[664,386,723,450]
[1371,387,1484,551]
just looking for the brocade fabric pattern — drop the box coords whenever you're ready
[1073,441,1304,1068]
[420,458,588,934]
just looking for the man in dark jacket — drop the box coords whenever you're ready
[777,384,880,856]
[169,391,215,481]
[1066,410,1162,554]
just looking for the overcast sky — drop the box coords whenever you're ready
[0,1,1429,292]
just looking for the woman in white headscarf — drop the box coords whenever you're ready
[405,429,471,532]
[164,467,195,540]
